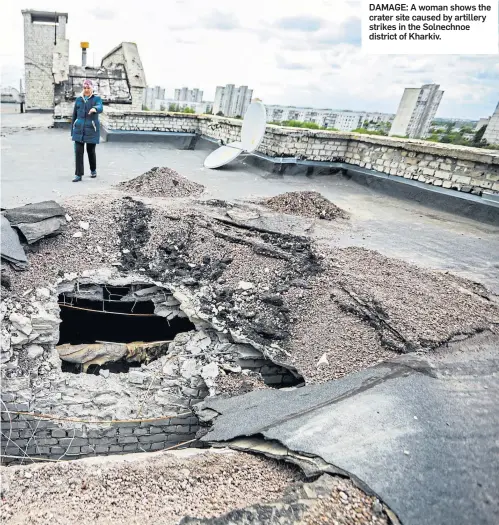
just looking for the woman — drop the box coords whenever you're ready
[71,79,103,182]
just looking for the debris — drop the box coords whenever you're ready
[317,353,329,367]
[0,451,305,525]
[26,344,44,360]
[1,268,12,289]
[99,368,110,378]
[0,215,27,270]
[79,221,89,230]
[117,167,205,198]
[35,287,50,300]
[73,232,83,238]
[128,370,146,384]
[2,200,64,224]
[9,312,33,335]
[262,191,348,221]
[65,214,72,222]
[238,281,254,291]
[2,200,66,244]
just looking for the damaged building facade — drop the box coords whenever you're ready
[22,9,146,123]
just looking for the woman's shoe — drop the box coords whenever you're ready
[73,175,82,182]
[90,171,97,178]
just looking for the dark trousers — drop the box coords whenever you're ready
[74,142,96,176]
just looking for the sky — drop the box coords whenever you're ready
[1,0,498,119]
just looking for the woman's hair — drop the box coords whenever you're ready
[83,79,94,89]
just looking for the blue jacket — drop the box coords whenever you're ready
[71,94,103,144]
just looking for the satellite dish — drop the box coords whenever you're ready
[203,101,267,169]
[203,144,243,169]
[241,102,267,153]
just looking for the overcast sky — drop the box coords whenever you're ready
[1,0,498,119]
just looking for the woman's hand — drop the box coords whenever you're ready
[89,108,97,114]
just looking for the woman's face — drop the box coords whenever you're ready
[83,86,92,96]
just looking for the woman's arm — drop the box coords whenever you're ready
[93,96,104,114]
[71,102,77,129]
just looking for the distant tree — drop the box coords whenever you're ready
[168,103,178,111]
[216,111,224,116]
[182,107,195,114]
[472,125,487,146]
[142,105,150,111]
[281,120,321,129]
[351,128,387,136]
[445,122,455,134]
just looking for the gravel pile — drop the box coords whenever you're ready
[262,191,348,221]
[118,167,204,198]
[299,476,388,525]
[0,449,304,525]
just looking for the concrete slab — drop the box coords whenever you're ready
[1,106,498,293]
[199,332,499,525]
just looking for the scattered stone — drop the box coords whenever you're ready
[9,312,32,335]
[1,271,12,290]
[317,353,329,367]
[26,344,44,360]
[99,369,110,379]
[238,281,254,291]
[73,232,83,238]
[93,394,117,407]
[128,371,146,385]
[79,221,89,230]
[35,288,50,300]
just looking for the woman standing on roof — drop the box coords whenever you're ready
[71,79,103,182]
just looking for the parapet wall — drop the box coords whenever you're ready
[101,111,499,195]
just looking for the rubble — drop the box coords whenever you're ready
[261,191,349,221]
[1,168,498,475]
[117,166,205,198]
[2,200,66,244]
[0,449,305,525]
[0,216,28,270]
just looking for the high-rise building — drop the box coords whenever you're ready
[173,87,203,103]
[264,105,394,131]
[212,84,253,117]
[475,117,490,132]
[483,101,499,145]
[389,84,444,139]
[144,85,166,109]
